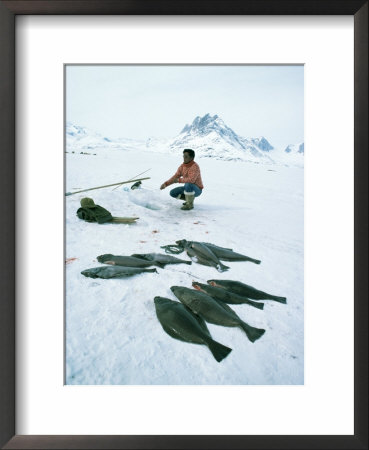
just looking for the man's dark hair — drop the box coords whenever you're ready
[183,149,195,159]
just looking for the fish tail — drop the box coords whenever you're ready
[217,263,230,272]
[249,258,261,264]
[207,339,232,362]
[270,295,287,304]
[239,322,266,342]
[247,300,264,310]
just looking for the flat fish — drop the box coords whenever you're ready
[180,241,229,272]
[202,243,261,264]
[192,282,264,310]
[176,240,260,263]
[81,266,157,279]
[131,253,191,266]
[170,286,265,343]
[208,279,287,304]
[97,254,164,268]
[154,296,232,362]
[185,246,215,268]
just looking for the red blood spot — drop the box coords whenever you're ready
[65,257,77,265]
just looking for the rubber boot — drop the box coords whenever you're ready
[177,193,187,205]
[181,192,195,210]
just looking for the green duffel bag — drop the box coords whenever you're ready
[76,197,113,224]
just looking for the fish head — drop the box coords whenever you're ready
[176,239,190,248]
[97,254,113,263]
[170,286,183,297]
[171,286,202,310]
[154,296,173,309]
[170,286,191,303]
[192,281,204,291]
[81,268,99,278]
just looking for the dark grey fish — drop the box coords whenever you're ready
[176,240,260,264]
[202,243,261,264]
[191,242,230,272]
[131,253,191,266]
[170,286,265,343]
[97,254,164,268]
[208,280,287,304]
[154,296,232,362]
[192,282,264,310]
[201,242,233,252]
[81,266,157,279]
[178,241,229,272]
[185,246,215,268]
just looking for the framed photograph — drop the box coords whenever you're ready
[1,1,367,449]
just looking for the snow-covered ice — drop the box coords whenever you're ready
[65,139,304,385]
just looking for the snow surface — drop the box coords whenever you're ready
[65,133,304,385]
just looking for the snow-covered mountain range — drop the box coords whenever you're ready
[284,142,304,154]
[163,114,275,163]
[66,114,304,166]
[66,123,145,152]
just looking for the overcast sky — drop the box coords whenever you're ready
[66,65,304,150]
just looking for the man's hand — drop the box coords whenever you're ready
[160,183,166,190]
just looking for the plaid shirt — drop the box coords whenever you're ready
[164,161,204,189]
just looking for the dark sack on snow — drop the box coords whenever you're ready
[77,205,113,224]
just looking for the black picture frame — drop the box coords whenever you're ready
[0,1,367,449]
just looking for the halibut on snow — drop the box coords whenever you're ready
[208,280,287,304]
[192,282,264,310]
[154,296,232,362]
[171,286,265,343]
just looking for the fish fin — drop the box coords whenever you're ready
[130,254,149,260]
[187,309,211,336]
[239,323,266,342]
[217,263,230,272]
[155,262,166,269]
[207,339,232,362]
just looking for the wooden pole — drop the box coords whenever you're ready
[65,177,151,196]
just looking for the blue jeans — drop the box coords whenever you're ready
[170,183,202,199]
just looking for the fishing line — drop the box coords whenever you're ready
[164,267,207,281]
[112,168,152,191]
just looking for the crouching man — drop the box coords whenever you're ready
[160,149,204,210]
